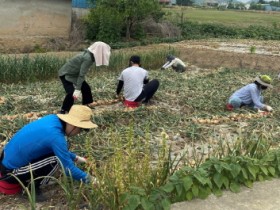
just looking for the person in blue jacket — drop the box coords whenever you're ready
[0,105,97,201]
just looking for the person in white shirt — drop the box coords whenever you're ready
[116,55,159,108]
[161,55,186,72]
[226,75,273,112]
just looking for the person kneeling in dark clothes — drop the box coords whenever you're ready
[58,41,111,114]
[116,55,160,108]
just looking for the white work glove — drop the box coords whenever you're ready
[73,90,82,100]
[85,174,99,186]
[265,105,273,112]
[75,156,87,164]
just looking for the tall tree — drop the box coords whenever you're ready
[118,0,161,39]
[87,0,162,40]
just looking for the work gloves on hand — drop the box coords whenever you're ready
[85,174,99,186]
[75,155,87,164]
[75,157,99,186]
[76,157,100,186]
[73,90,82,100]
[265,105,273,112]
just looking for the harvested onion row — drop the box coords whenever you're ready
[0,96,5,104]
[0,98,123,121]
[0,111,53,121]
[192,112,271,125]
[88,98,122,107]
[0,103,158,121]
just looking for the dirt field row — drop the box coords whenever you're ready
[148,39,280,72]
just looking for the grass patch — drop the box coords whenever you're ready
[164,7,280,28]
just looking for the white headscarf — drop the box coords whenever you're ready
[88,41,111,66]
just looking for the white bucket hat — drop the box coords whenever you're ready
[57,105,97,129]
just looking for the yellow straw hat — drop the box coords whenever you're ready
[255,75,273,88]
[57,105,97,129]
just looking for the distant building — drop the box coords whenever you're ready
[72,0,96,17]
[217,2,228,9]
[159,0,171,4]
[72,0,95,8]
[244,4,250,10]
[264,5,280,11]
[72,0,89,8]
[0,0,72,52]
[204,0,219,7]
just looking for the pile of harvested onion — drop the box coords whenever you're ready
[192,112,271,125]
[89,98,122,107]
[0,96,5,104]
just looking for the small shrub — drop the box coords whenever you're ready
[250,46,256,54]
[33,44,47,53]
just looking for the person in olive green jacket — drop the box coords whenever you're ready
[58,41,111,113]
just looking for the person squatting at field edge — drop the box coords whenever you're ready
[0,105,97,202]
[161,55,186,73]
[116,55,160,108]
[226,75,273,112]
[59,41,111,114]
